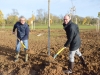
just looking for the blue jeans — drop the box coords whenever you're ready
[16,40,28,53]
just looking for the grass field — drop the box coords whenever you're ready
[0,23,97,30]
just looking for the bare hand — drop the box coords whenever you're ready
[13,32,15,34]
[20,40,23,44]
[64,47,66,49]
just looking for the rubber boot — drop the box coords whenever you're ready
[14,52,19,62]
[25,50,28,62]
[79,56,87,68]
[65,61,74,74]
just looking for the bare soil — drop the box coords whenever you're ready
[0,29,100,75]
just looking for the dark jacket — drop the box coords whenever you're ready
[13,22,29,40]
[63,20,81,51]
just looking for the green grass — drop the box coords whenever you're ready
[35,24,63,29]
[79,25,96,30]
[0,26,13,29]
[0,24,97,30]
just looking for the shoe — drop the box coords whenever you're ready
[79,56,88,69]
[14,52,19,62]
[25,54,28,62]
[64,69,72,74]
[64,61,74,74]
[14,58,19,62]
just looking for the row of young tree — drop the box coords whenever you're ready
[0,9,99,26]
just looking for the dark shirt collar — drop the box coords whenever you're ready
[63,20,72,29]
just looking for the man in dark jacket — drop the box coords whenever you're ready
[63,15,87,74]
[13,16,29,62]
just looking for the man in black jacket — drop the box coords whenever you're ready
[13,16,29,62]
[63,15,87,74]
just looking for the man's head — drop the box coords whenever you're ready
[19,16,26,25]
[64,14,71,24]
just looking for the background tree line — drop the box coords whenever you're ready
[0,9,99,27]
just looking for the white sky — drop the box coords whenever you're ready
[0,0,100,19]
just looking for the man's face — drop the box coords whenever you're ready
[20,18,26,25]
[64,16,70,24]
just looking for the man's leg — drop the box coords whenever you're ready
[65,50,76,74]
[23,40,28,62]
[15,40,21,62]
[75,49,87,68]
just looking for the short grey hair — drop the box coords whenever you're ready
[19,16,26,20]
[64,14,71,19]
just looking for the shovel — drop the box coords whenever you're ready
[53,47,66,59]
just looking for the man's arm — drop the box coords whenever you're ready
[64,27,74,47]
[13,23,17,34]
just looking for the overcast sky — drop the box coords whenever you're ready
[0,0,100,19]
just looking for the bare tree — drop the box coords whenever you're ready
[44,11,48,24]
[12,9,19,16]
[6,9,19,25]
[36,9,44,24]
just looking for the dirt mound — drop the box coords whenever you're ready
[39,62,65,75]
[0,30,100,75]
